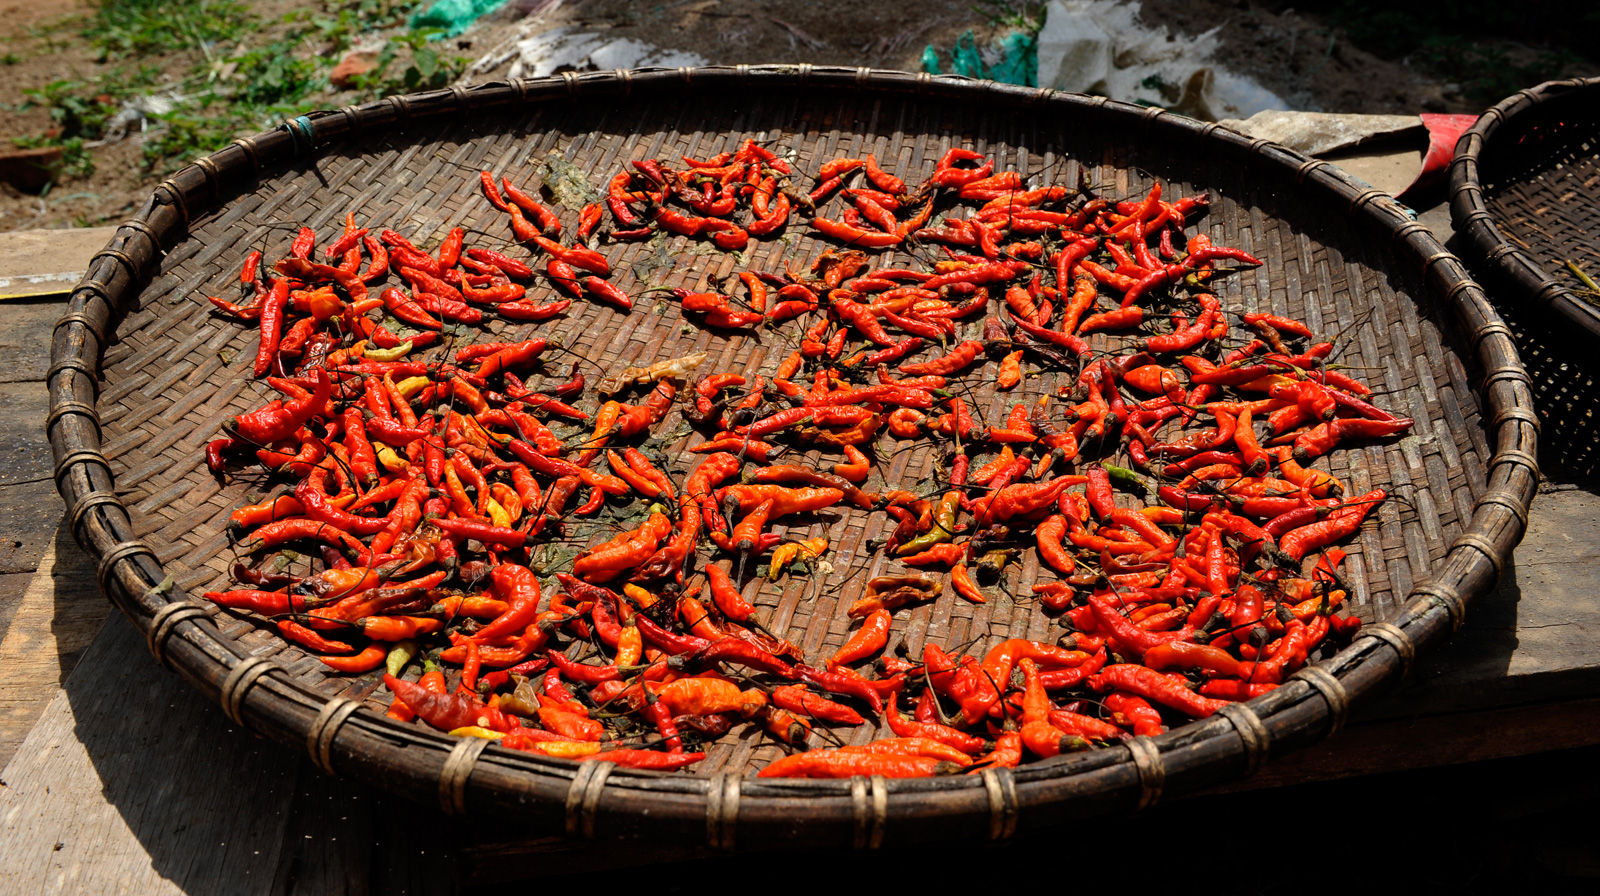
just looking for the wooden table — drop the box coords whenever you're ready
[3,167,1597,893]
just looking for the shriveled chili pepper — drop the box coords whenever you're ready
[232,369,331,444]
[792,664,888,715]
[1088,664,1229,717]
[828,608,892,670]
[584,276,633,312]
[759,750,958,779]
[321,645,388,673]
[502,177,561,235]
[204,588,314,615]
[387,673,520,731]
[950,563,987,604]
[1279,488,1385,561]
[681,638,795,678]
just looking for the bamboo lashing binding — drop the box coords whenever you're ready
[147,600,209,669]
[868,774,888,849]
[52,310,108,343]
[1358,621,1417,681]
[850,774,888,850]
[96,539,155,592]
[48,400,100,436]
[53,448,111,485]
[69,490,119,532]
[1413,580,1467,631]
[47,355,99,385]
[1292,666,1351,736]
[439,734,490,815]
[980,767,1019,840]
[219,655,276,728]
[90,248,139,280]
[1452,532,1506,582]
[705,771,741,850]
[1476,491,1531,531]
[1488,449,1541,480]
[308,697,361,776]
[564,759,613,837]
[1124,736,1165,809]
[1214,702,1269,776]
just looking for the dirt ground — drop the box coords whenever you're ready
[0,0,1589,231]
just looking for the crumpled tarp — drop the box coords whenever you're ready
[410,0,509,38]
[1215,110,1422,156]
[500,26,707,81]
[1033,0,1286,121]
[1403,113,1477,199]
[922,30,1038,87]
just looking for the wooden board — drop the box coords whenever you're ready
[0,612,300,894]
[0,523,109,768]
[1364,483,1600,720]
[0,299,77,384]
[0,226,117,301]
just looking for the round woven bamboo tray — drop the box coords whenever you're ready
[49,67,1537,849]
[1450,77,1600,344]
[1449,76,1600,479]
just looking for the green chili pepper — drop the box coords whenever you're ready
[1103,463,1150,497]
[896,492,962,557]
[364,341,413,362]
[386,639,419,677]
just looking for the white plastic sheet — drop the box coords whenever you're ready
[1036,0,1288,121]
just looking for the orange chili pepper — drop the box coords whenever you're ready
[827,608,891,670]
[575,400,622,468]
[321,644,387,673]
[996,349,1024,389]
[949,563,987,604]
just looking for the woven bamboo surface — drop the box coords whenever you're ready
[1450,76,1600,481]
[49,67,1537,848]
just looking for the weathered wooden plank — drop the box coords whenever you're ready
[1207,695,1600,794]
[459,833,716,884]
[1369,485,1600,719]
[271,761,376,895]
[369,789,460,895]
[0,572,33,635]
[268,756,459,895]
[0,227,119,280]
[0,478,66,575]
[0,298,70,383]
[0,381,53,486]
[0,614,300,895]
[0,527,109,767]
[0,227,117,301]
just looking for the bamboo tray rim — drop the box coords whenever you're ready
[47,65,1539,848]
[1448,76,1600,343]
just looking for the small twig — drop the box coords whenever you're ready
[768,15,828,51]
[1567,259,1600,295]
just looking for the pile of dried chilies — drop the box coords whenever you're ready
[594,138,796,251]
[198,144,1405,778]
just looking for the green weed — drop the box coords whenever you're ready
[15,0,465,179]
[350,29,468,99]
[973,1,1047,35]
[84,0,254,60]
[9,134,94,179]
[141,107,244,172]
